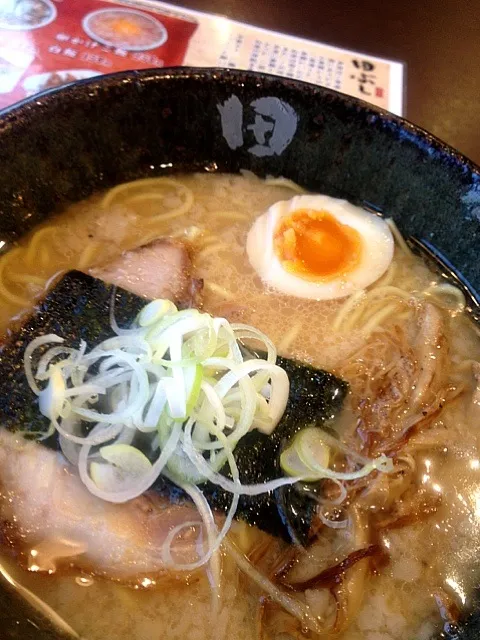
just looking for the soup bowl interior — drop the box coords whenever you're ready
[0,67,479,638]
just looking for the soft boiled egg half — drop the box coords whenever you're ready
[246,194,394,300]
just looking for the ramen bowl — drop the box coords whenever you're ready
[0,67,478,639]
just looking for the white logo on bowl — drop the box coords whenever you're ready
[461,181,480,222]
[217,95,298,157]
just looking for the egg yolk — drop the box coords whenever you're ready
[273,209,362,280]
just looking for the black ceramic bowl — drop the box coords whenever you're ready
[0,67,479,639]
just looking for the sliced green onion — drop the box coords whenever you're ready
[138,299,177,327]
[185,364,203,414]
[296,427,330,470]
[280,427,393,483]
[91,444,152,492]
[38,366,66,421]
[24,297,306,557]
[280,443,323,482]
[24,334,64,395]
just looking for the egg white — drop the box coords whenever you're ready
[246,194,394,300]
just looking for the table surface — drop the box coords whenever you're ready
[169,0,480,166]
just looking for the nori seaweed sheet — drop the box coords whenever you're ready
[190,355,348,542]
[0,271,348,541]
[0,271,145,446]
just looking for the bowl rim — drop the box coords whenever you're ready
[0,66,479,179]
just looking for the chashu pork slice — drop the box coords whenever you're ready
[91,239,202,307]
[0,430,201,581]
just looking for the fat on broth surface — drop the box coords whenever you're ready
[0,172,479,640]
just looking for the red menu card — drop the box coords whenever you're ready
[0,1,404,113]
[0,0,198,109]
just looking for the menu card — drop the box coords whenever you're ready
[0,0,404,114]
